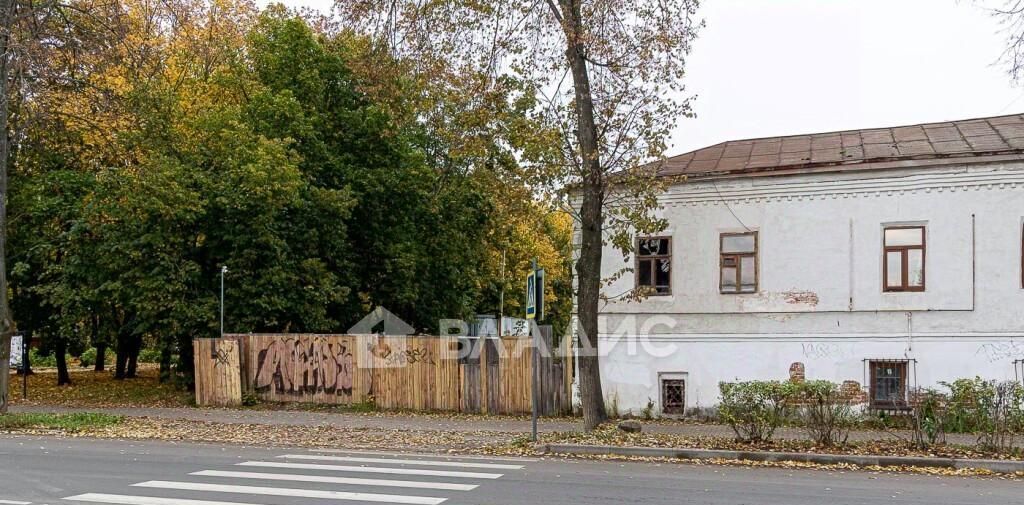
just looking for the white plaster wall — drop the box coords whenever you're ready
[588,161,1024,414]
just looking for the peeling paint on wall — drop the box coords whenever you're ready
[783,290,820,306]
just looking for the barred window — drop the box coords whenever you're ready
[661,378,685,415]
[870,360,909,407]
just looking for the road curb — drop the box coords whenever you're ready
[535,443,1024,473]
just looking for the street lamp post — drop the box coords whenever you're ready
[220,266,228,338]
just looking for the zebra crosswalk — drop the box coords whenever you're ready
[62,451,528,505]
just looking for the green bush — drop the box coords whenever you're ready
[241,391,260,407]
[138,348,164,363]
[942,377,1024,452]
[910,388,946,447]
[641,397,655,421]
[795,380,855,446]
[943,377,989,433]
[28,348,59,368]
[79,347,97,368]
[718,380,797,442]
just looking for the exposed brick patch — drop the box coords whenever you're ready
[783,290,820,306]
[788,362,806,383]
[840,380,868,404]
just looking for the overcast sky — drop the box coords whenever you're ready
[271,0,1022,156]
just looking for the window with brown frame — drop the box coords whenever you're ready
[720,232,757,294]
[636,237,671,295]
[883,226,925,292]
[869,360,909,408]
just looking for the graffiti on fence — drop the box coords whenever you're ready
[366,340,437,367]
[253,337,355,396]
[213,342,235,367]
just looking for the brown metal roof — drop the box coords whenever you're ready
[659,113,1024,179]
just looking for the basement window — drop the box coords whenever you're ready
[869,360,909,408]
[720,232,757,294]
[637,237,671,295]
[883,226,925,292]
[661,378,686,415]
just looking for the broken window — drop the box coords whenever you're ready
[720,232,757,294]
[883,226,925,292]
[637,237,671,295]
[869,360,909,407]
[661,378,685,415]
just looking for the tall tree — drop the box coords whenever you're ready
[341,0,700,430]
[0,0,13,413]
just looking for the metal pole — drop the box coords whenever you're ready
[498,250,505,339]
[220,266,227,338]
[21,336,27,400]
[531,258,539,443]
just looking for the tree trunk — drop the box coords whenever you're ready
[94,342,106,372]
[558,0,607,430]
[158,343,172,383]
[178,334,195,391]
[55,339,70,386]
[0,0,16,415]
[125,336,140,378]
[114,334,128,379]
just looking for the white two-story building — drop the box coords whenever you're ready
[593,113,1024,416]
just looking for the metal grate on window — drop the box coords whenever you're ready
[864,358,915,409]
[661,379,685,415]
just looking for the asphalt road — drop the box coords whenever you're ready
[0,435,1021,505]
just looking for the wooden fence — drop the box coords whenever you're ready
[193,339,242,407]
[196,333,572,415]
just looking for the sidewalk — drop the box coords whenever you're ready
[7,404,986,447]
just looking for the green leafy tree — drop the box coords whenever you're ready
[340,0,702,430]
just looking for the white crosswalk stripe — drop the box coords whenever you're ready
[62,451,526,505]
[65,494,262,505]
[189,470,478,491]
[278,454,525,470]
[131,481,446,505]
[237,460,505,479]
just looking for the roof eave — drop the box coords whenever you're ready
[675,151,1024,182]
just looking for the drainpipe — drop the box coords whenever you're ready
[848,218,855,311]
[971,213,976,311]
[906,311,913,353]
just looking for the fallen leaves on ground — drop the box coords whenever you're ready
[6,366,192,408]
[0,413,1021,478]
[517,424,1023,461]
[2,416,516,452]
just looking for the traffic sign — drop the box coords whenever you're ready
[10,334,22,369]
[526,268,544,320]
